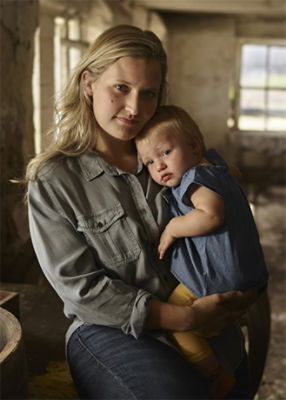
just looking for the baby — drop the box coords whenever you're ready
[135,105,268,399]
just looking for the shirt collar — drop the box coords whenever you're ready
[78,151,144,181]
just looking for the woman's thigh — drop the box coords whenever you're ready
[67,324,209,400]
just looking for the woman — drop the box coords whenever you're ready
[26,25,256,399]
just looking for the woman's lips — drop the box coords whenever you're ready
[116,116,138,126]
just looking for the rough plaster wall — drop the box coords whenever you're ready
[162,13,286,175]
[163,14,236,157]
[1,0,39,281]
[237,17,286,38]
[85,0,131,42]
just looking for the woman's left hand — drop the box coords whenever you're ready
[189,288,259,338]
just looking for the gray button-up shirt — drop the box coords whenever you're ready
[28,151,245,372]
[28,151,177,339]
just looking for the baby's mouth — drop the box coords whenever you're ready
[161,173,172,182]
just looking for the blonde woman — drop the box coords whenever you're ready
[26,25,256,399]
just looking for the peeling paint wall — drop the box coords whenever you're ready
[1,0,39,281]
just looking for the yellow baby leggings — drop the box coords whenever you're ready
[168,283,212,363]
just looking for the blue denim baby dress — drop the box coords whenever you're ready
[169,149,268,297]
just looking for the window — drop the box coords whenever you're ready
[33,12,90,154]
[234,40,286,133]
[54,15,89,94]
[33,0,113,153]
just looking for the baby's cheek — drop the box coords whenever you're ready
[149,169,157,182]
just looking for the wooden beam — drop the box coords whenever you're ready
[132,0,286,16]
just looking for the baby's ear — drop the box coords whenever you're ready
[82,70,94,96]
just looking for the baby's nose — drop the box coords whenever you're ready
[157,161,166,172]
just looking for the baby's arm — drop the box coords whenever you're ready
[158,185,224,259]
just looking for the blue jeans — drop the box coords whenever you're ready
[67,324,250,399]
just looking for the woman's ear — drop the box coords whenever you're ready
[191,139,200,154]
[82,70,94,96]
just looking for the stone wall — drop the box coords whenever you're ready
[1,0,39,282]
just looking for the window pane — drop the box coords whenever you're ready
[240,45,267,87]
[268,90,286,113]
[267,116,286,131]
[238,115,265,131]
[267,90,286,131]
[268,47,286,88]
[240,89,265,114]
[69,47,82,72]
[68,18,80,40]
[239,89,265,130]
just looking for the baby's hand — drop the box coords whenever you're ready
[158,223,176,259]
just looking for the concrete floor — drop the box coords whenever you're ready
[1,182,285,399]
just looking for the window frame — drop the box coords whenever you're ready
[233,38,286,135]
[54,15,89,94]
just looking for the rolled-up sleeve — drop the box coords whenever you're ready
[28,178,152,339]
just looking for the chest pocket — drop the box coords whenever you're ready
[77,203,141,267]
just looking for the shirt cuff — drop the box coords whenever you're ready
[122,289,152,339]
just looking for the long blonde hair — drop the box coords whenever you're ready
[26,25,167,181]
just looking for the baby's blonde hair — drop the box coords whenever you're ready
[136,105,206,154]
[25,25,167,181]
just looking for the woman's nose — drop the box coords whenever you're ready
[125,93,139,116]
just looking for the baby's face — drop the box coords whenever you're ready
[137,129,196,187]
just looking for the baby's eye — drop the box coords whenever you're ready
[146,160,154,166]
[163,150,171,156]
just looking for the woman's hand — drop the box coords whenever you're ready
[189,289,258,337]
[145,289,258,336]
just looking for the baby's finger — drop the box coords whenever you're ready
[158,244,165,260]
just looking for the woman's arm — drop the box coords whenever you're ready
[158,185,224,259]
[28,178,150,339]
[145,288,259,337]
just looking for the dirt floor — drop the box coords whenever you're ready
[251,184,286,399]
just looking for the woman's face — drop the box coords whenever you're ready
[84,57,162,144]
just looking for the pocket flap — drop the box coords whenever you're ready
[77,203,124,233]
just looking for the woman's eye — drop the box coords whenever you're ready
[163,150,171,156]
[141,90,156,99]
[115,84,128,92]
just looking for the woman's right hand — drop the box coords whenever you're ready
[145,288,258,337]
